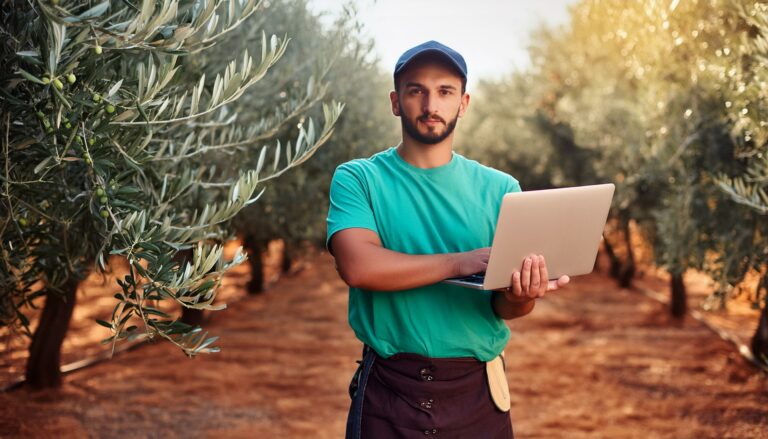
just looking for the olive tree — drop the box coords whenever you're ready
[464,0,767,347]
[1,0,341,388]
[713,2,768,364]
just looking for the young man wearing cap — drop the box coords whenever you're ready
[327,41,569,438]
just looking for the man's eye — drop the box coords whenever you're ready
[440,90,452,96]
[409,89,422,95]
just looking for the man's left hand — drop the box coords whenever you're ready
[503,254,569,301]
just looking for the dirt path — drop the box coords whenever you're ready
[1,253,767,438]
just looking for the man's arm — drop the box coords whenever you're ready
[492,292,536,320]
[330,228,489,291]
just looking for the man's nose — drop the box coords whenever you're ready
[421,93,438,115]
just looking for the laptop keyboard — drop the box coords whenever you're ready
[452,272,486,282]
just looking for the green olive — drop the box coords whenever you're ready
[66,73,76,84]
[92,93,101,103]
[36,111,45,119]
[42,76,50,84]
[96,187,105,197]
[51,0,59,5]
[99,195,108,204]
[53,78,63,90]
[94,45,103,55]
[88,137,95,146]
[65,122,72,130]
[106,104,115,114]
[18,218,28,227]
[100,209,109,218]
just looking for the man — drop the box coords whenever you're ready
[326,41,570,438]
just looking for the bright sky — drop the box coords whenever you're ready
[308,0,577,86]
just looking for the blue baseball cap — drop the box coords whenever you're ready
[393,40,468,82]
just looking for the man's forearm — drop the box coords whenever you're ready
[337,244,461,291]
[492,291,535,320]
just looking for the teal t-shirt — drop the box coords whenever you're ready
[326,146,521,361]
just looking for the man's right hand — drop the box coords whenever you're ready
[452,247,491,277]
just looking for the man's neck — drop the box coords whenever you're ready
[396,135,454,169]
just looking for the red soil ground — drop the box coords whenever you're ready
[1,247,767,438]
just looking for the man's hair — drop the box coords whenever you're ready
[393,54,467,94]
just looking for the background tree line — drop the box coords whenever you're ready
[460,0,768,366]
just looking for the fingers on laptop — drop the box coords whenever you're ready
[524,255,546,297]
[510,255,563,298]
[521,256,532,294]
[521,254,550,297]
[546,273,570,291]
[538,255,549,296]
[530,256,541,295]
[511,272,522,296]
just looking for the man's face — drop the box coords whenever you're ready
[390,59,470,145]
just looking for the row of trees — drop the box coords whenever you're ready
[1,0,394,389]
[461,0,768,365]
[226,0,397,294]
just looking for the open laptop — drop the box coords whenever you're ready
[442,183,615,290]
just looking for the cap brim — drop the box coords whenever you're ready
[394,48,467,79]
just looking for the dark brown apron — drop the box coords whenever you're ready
[346,346,514,438]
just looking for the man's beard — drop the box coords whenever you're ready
[400,105,460,145]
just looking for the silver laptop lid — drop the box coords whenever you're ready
[482,184,615,290]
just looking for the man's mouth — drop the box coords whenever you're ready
[420,118,444,126]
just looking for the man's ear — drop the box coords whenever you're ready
[389,90,401,117]
[458,92,470,118]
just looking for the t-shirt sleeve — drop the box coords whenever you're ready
[326,164,379,254]
[506,175,522,193]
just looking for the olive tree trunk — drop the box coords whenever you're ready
[618,218,636,288]
[243,234,265,294]
[751,274,768,366]
[181,308,205,326]
[172,249,207,326]
[670,271,687,319]
[602,237,622,279]
[25,277,79,389]
[281,243,292,274]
